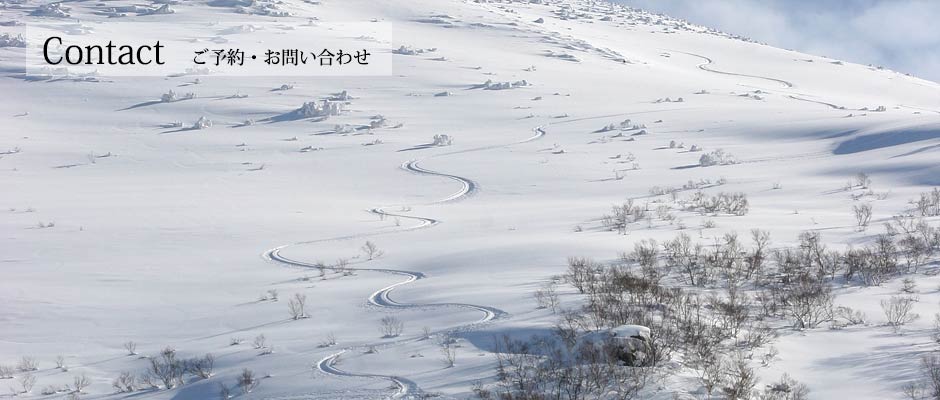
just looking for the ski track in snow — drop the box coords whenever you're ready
[262,126,545,398]
[671,50,795,89]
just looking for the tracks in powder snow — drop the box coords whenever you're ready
[671,50,795,89]
[263,126,546,398]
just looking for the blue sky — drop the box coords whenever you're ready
[614,0,940,83]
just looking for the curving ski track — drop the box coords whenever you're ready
[263,126,545,398]
[671,50,794,89]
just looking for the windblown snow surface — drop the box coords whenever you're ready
[2,0,940,399]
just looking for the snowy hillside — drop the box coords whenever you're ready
[2,0,940,399]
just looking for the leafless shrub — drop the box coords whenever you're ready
[112,371,137,393]
[41,385,60,395]
[19,373,36,393]
[16,356,38,372]
[253,334,267,349]
[361,241,384,260]
[881,295,919,332]
[759,373,810,400]
[439,335,457,368]
[699,148,736,166]
[0,364,13,379]
[855,172,871,189]
[920,354,940,400]
[124,341,137,355]
[913,188,940,217]
[72,374,90,393]
[834,306,867,326]
[854,203,873,230]
[55,355,66,370]
[218,382,232,399]
[185,354,215,379]
[320,332,337,348]
[380,316,404,338]
[146,349,184,389]
[564,256,598,294]
[721,353,758,400]
[334,258,351,275]
[785,276,834,329]
[533,281,559,313]
[288,293,308,320]
[238,368,260,394]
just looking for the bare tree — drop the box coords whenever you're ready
[17,356,38,372]
[55,355,66,370]
[147,350,183,389]
[540,282,560,312]
[252,334,267,349]
[112,371,137,393]
[0,364,13,379]
[379,316,404,338]
[439,336,457,368]
[288,293,308,320]
[361,241,384,260]
[854,204,873,231]
[218,382,232,399]
[72,374,90,393]
[320,332,337,348]
[760,373,810,400]
[722,354,758,400]
[124,341,137,356]
[334,258,351,275]
[19,373,36,393]
[186,354,215,379]
[855,172,871,189]
[238,368,260,394]
[881,295,919,333]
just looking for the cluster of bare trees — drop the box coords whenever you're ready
[914,188,940,217]
[546,213,940,398]
[600,192,749,235]
[474,333,658,400]
[380,316,404,338]
[685,191,749,216]
[114,347,214,392]
[1,357,92,397]
[287,293,307,320]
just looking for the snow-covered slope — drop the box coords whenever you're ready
[2,0,940,399]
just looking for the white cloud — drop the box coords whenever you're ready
[616,0,940,82]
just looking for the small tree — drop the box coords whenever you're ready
[853,204,873,231]
[252,334,267,349]
[17,356,38,372]
[0,364,14,379]
[439,336,457,368]
[238,368,260,394]
[112,371,137,393]
[379,316,404,338]
[881,295,919,333]
[288,293,308,320]
[19,373,36,393]
[361,241,384,260]
[124,341,137,355]
[334,258,350,275]
[219,382,232,399]
[186,354,215,379]
[72,374,90,393]
[855,172,871,189]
